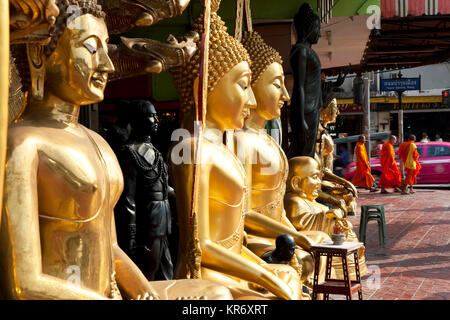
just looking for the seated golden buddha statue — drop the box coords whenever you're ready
[0,0,232,300]
[169,12,301,300]
[235,31,330,289]
[316,96,358,216]
[284,157,367,279]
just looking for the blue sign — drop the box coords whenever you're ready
[380,77,421,91]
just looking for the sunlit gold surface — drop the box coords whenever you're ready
[234,63,329,294]
[0,0,9,219]
[1,10,231,300]
[170,57,301,299]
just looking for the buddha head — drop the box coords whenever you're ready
[27,0,114,104]
[293,3,321,44]
[320,94,339,126]
[287,156,321,201]
[171,12,256,131]
[241,31,290,121]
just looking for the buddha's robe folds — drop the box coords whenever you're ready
[399,142,421,185]
[352,142,374,188]
[379,142,401,188]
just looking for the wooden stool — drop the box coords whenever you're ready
[311,241,363,300]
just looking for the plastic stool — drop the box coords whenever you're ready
[359,205,386,247]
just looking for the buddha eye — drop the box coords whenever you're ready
[273,79,282,89]
[83,42,97,54]
[238,81,248,90]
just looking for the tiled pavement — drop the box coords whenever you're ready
[331,187,450,300]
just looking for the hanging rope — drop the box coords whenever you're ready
[234,0,244,41]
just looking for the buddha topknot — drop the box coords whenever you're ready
[241,31,283,86]
[171,12,251,113]
[44,0,105,56]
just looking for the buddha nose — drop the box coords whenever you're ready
[245,87,257,109]
[97,47,115,74]
[281,84,290,104]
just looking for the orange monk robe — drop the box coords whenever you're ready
[352,142,375,188]
[379,142,401,188]
[399,141,421,185]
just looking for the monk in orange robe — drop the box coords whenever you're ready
[352,135,377,192]
[398,135,421,194]
[379,135,402,194]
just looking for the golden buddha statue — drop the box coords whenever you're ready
[169,12,301,300]
[284,156,367,279]
[235,31,330,290]
[316,96,358,216]
[0,0,232,300]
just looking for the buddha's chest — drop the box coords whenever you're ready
[36,131,123,221]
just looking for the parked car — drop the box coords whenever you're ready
[344,142,450,186]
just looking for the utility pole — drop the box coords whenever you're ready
[397,71,404,145]
[397,71,405,180]
[363,72,371,164]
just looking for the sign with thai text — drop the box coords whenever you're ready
[380,78,421,91]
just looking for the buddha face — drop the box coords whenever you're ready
[290,158,321,200]
[206,61,256,131]
[321,99,339,124]
[252,62,290,120]
[300,161,321,200]
[307,19,322,44]
[45,14,115,105]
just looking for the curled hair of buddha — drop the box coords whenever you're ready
[241,31,283,86]
[170,12,251,114]
[44,0,105,56]
[293,3,320,36]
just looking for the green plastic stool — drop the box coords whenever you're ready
[359,205,386,247]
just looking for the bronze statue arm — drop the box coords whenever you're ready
[317,190,347,213]
[296,46,308,132]
[116,149,138,254]
[111,215,161,300]
[2,136,106,300]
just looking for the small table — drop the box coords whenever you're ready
[310,241,363,300]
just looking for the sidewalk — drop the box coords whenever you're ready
[338,188,450,300]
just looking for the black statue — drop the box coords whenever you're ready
[288,3,322,158]
[115,100,174,281]
[261,234,297,264]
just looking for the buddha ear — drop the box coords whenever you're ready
[26,43,46,100]
[291,176,302,193]
[193,76,199,109]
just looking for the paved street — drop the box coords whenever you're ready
[336,188,450,300]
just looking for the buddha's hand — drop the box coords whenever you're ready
[247,281,269,294]
[344,181,358,197]
[326,208,345,221]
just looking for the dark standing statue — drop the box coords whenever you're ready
[115,100,174,281]
[288,3,322,158]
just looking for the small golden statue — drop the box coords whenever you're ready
[169,11,301,300]
[316,95,358,216]
[1,0,232,300]
[235,31,330,292]
[284,157,367,279]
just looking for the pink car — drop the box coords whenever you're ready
[344,142,450,186]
